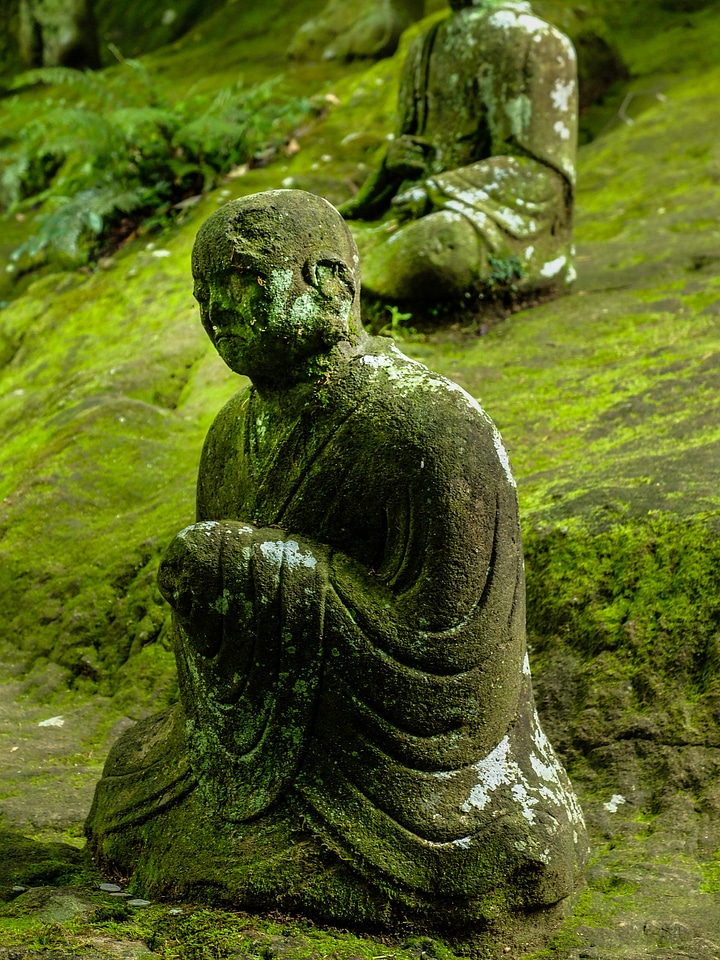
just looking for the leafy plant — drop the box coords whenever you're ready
[2,61,310,267]
[486,253,526,290]
[379,303,414,337]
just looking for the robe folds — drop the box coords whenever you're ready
[87,337,586,905]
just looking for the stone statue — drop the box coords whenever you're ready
[288,0,424,62]
[19,0,100,69]
[340,0,578,307]
[86,190,587,932]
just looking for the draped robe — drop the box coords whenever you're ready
[87,337,586,906]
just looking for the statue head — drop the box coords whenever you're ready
[192,189,363,388]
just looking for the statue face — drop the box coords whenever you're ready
[193,249,355,386]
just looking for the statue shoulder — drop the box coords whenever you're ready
[348,340,515,487]
[196,387,251,518]
[201,387,252,458]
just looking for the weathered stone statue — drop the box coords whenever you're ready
[341,0,578,307]
[19,0,100,69]
[288,0,424,62]
[86,190,587,932]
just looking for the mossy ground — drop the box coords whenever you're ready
[1,0,720,957]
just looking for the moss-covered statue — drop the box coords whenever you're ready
[341,0,578,307]
[86,190,587,932]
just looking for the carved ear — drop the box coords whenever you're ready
[304,253,356,302]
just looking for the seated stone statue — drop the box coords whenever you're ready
[86,189,587,931]
[341,0,578,307]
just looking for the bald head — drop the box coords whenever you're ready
[193,189,361,315]
[192,190,364,388]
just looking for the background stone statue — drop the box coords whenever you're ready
[341,0,578,307]
[288,0,424,61]
[86,189,587,931]
[19,0,100,69]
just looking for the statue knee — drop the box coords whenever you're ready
[362,212,486,301]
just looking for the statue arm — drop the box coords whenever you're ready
[338,136,435,220]
[339,30,435,220]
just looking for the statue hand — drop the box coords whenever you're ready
[384,135,434,178]
[391,182,431,221]
[157,521,232,657]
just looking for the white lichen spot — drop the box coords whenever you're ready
[556,31,577,59]
[488,10,517,30]
[450,186,490,206]
[565,264,577,284]
[398,185,428,204]
[540,255,567,277]
[283,539,318,570]
[461,736,512,812]
[550,78,575,112]
[553,120,571,141]
[504,94,532,140]
[359,354,394,371]
[512,782,538,823]
[38,715,64,728]
[288,291,323,327]
[177,520,219,540]
[266,268,294,326]
[497,207,530,235]
[452,836,472,849]
[517,14,550,33]
[523,652,531,675]
[529,751,561,784]
[258,540,285,566]
[604,794,626,813]
[492,425,517,488]
[525,245,535,261]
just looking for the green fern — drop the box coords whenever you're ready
[11,184,149,262]
[9,65,109,96]
[3,61,310,268]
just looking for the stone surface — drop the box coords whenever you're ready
[85,190,587,932]
[341,0,578,310]
[18,0,99,69]
[288,0,424,62]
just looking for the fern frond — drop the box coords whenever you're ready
[110,107,179,141]
[11,183,150,263]
[9,66,107,95]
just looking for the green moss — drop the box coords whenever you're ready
[0,830,100,899]
[701,853,720,894]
